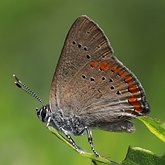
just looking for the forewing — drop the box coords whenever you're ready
[49,16,113,112]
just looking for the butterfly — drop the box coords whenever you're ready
[14,15,150,157]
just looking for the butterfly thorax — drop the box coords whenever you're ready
[37,104,85,136]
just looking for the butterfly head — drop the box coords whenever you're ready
[36,104,51,122]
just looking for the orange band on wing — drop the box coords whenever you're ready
[90,61,98,68]
[99,62,109,71]
[128,84,139,93]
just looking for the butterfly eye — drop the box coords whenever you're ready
[37,107,47,122]
[41,108,47,121]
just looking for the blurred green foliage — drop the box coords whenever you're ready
[0,0,165,165]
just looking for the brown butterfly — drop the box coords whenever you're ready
[14,15,150,157]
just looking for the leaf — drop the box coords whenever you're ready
[91,147,165,165]
[47,125,165,165]
[138,116,165,142]
[122,146,165,165]
[47,125,113,164]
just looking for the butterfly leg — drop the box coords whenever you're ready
[85,126,100,157]
[61,130,84,153]
[46,117,83,154]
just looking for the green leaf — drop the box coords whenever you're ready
[122,146,165,165]
[47,125,165,165]
[138,116,165,142]
[47,125,113,164]
[90,147,165,165]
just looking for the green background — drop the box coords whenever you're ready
[0,0,165,165]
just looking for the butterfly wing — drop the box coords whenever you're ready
[49,16,113,112]
[49,16,149,128]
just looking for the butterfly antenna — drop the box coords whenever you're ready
[13,74,43,105]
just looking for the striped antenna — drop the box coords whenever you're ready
[13,74,43,104]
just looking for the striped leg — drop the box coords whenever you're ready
[47,117,83,154]
[85,127,100,157]
[63,132,82,152]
